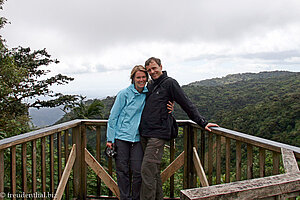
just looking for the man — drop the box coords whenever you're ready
[139,57,218,199]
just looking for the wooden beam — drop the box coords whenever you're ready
[281,148,299,173]
[225,138,231,183]
[0,150,4,194]
[11,146,16,199]
[247,144,253,179]
[216,135,221,184]
[84,148,120,199]
[54,144,76,200]
[181,172,300,200]
[236,141,242,181]
[193,147,209,187]
[32,140,37,193]
[0,120,81,150]
[161,151,185,183]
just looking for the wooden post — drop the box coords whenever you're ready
[72,125,85,199]
[236,141,242,181]
[81,125,87,198]
[216,135,221,184]
[259,148,266,178]
[32,140,37,194]
[11,146,16,200]
[200,130,205,168]
[193,127,198,187]
[96,126,102,196]
[50,134,55,194]
[247,144,253,179]
[0,150,4,195]
[41,137,46,198]
[22,143,27,197]
[281,148,299,173]
[170,138,175,198]
[272,151,280,175]
[184,124,194,189]
[208,132,213,185]
[225,138,231,183]
[57,132,62,182]
[64,129,70,199]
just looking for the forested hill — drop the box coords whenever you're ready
[187,71,295,87]
[176,71,299,147]
[56,71,299,147]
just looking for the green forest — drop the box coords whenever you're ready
[59,71,299,148]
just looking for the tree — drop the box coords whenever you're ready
[0,1,80,137]
[56,98,105,123]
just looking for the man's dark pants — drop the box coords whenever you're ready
[140,137,166,200]
[115,139,143,200]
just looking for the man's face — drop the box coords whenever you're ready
[145,60,163,80]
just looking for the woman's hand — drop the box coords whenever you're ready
[167,101,175,113]
[106,142,113,149]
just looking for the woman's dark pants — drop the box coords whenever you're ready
[115,139,143,200]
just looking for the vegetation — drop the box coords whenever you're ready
[0,0,80,138]
[179,72,300,147]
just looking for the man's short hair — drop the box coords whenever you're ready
[130,65,149,84]
[145,57,161,67]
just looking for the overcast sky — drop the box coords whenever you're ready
[1,0,300,99]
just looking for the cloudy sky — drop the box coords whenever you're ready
[2,0,300,99]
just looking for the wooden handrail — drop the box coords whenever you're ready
[176,120,300,158]
[0,119,81,150]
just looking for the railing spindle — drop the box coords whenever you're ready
[0,150,4,195]
[272,151,280,175]
[50,134,55,195]
[216,135,221,184]
[41,137,47,198]
[11,146,16,200]
[96,126,102,196]
[32,140,37,193]
[22,143,27,197]
[64,129,70,199]
[200,130,205,168]
[259,147,266,177]
[208,132,213,185]
[170,139,175,197]
[236,141,242,181]
[247,144,253,179]
[72,125,82,199]
[225,138,231,183]
[57,132,62,181]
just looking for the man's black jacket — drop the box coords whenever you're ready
[139,71,208,140]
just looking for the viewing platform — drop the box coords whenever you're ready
[0,119,299,199]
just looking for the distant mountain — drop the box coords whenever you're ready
[187,71,294,87]
[29,107,65,128]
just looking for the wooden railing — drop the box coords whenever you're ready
[0,119,299,199]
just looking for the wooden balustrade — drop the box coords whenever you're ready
[0,119,299,200]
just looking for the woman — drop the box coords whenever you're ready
[106,65,172,200]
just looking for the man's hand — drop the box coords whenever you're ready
[106,142,113,149]
[205,123,219,132]
[167,101,175,113]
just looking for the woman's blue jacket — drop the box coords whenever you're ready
[106,84,148,143]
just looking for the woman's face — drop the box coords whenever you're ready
[134,71,147,92]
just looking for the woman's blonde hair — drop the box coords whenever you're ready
[130,65,148,84]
